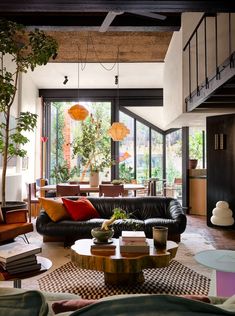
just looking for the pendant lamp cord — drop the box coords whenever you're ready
[116,47,120,108]
[77,34,120,72]
[77,45,80,102]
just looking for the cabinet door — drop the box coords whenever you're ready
[189,178,207,215]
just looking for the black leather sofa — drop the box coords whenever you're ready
[36,196,187,243]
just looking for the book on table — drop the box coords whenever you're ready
[0,241,41,263]
[0,255,37,270]
[121,230,146,242]
[119,237,149,253]
[90,243,116,253]
[6,262,41,274]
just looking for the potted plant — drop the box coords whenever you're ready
[189,131,203,169]
[72,114,115,186]
[0,19,58,214]
[91,208,128,243]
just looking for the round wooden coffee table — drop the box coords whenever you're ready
[71,238,178,285]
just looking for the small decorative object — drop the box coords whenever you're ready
[210,201,234,226]
[68,104,89,121]
[152,226,168,251]
[91,208,128,243]
[189,159,198,169]
[108,122,130,141]
[89,170,99,187]
[111,179,123,185]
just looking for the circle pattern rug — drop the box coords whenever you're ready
[38,260,210,299]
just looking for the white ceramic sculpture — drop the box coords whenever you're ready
[210,201,234,226]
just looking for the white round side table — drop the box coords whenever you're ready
[195,250,235,297]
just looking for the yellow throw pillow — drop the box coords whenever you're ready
[39,197,70,222]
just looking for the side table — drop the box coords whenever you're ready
[195,249,235,297]
[7,256,52,288]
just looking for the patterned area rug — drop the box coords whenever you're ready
[38,260,210,299]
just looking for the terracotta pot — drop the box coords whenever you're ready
[189,159,198,169]
[90,171,99,187]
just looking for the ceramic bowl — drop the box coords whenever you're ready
[91,227,114,243]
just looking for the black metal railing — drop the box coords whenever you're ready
[183,13,234,109]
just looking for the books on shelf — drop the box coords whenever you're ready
[0,242,41,263]
[121,231,146,242]
[119,237,149,254]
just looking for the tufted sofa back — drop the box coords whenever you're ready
[83,197,181,220]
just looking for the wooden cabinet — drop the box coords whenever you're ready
[189,177,207,216]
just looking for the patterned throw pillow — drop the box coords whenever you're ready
[61,198,100,221]
[39,197,70,222]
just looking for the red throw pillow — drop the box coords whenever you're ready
[62,198,100,221]
[52,299,97,314]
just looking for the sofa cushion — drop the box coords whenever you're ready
[69,294,235,316]
[0,290,48,316]
[39,198,70,222]
[52,298,98,314]
[62,198,100,221]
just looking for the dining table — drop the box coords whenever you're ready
[39,183,145,197]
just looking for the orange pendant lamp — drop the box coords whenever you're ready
[68,60,89,121]
[68,103,89,121]
[108,122,130,141]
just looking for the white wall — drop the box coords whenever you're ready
[20,73,39,198]
[162,28,183,127]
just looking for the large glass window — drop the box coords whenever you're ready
[119,112,134,182]
[136,121,149,183]
[151,129,164,194]
[49,101,111,183]
[166,129,182,184]
[151,130,163,178]
[189,127,205,169]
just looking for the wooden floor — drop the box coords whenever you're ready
[185,215,235,250]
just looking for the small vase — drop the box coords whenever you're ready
[90,171,99,187]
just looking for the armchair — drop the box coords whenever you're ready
[0,209,33,243]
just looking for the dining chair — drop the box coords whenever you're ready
[36,178,56,198]
[56,184,80,197]
[24,182,40,222]
[99,184,124,197]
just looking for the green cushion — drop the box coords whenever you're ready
[70,295,235,316]
[0,290,48,316]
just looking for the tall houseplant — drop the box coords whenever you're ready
[0,19,58,207]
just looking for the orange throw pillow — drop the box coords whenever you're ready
[39,197,70,222]
[62,198,100,221]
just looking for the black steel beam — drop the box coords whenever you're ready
[0,1,235,13]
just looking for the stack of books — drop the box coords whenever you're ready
[119,231,149,253]
[90,243,116,254]
[0,242,42,280]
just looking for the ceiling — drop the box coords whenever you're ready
[1,1,235,62]
[2,1,235,128]
[28,63,164,89]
